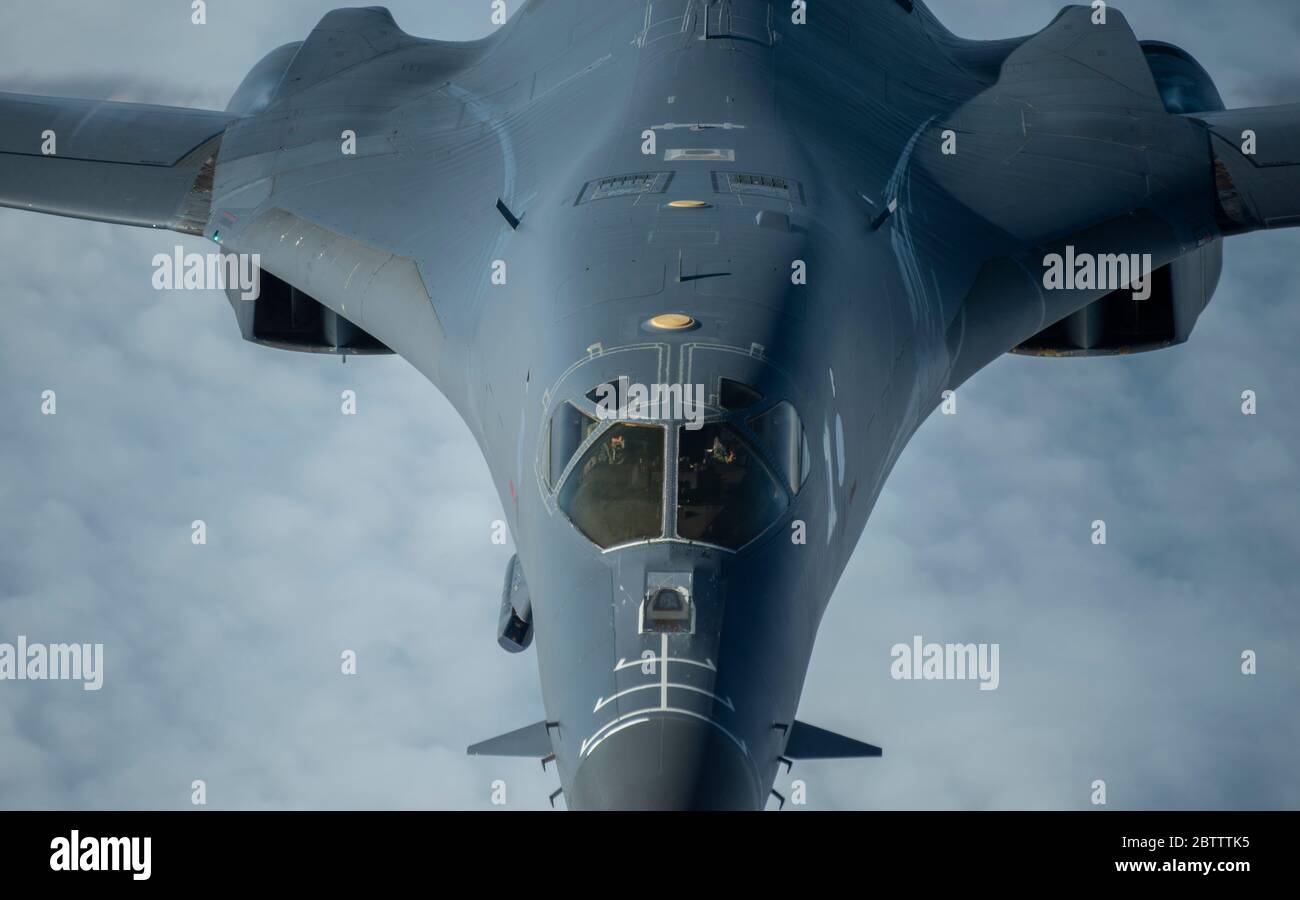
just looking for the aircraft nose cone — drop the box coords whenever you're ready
[569,715,761,810]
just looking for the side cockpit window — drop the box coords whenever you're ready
[676,424,788,549]
[545,402,599,488]
[748,400,811,494]
[558,423,665,549]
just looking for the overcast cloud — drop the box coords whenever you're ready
[1,0,1297,811]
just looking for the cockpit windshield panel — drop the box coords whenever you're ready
[676,424,788,549]
[558,423,665,549]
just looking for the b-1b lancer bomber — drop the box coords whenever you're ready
[2,0,1297,809]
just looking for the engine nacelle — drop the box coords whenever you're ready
[226,43,303,115]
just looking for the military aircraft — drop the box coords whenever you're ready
[2,0,1296,810]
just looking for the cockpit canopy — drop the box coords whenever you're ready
[543,379,811,551]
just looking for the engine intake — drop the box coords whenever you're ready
[225,268,391,355]
[1012,241,1223,357]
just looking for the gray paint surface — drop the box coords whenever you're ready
[1,0,1297,810]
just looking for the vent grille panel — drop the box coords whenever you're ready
[578,172,673,204]
[714,172,802,203]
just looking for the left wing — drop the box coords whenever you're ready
[909,6,1229,383]
[0,93,233,233]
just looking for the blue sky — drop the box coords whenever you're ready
[1,0,1297,810]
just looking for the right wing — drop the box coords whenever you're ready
[1199,103,1300,234]
[0,93,233,233]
